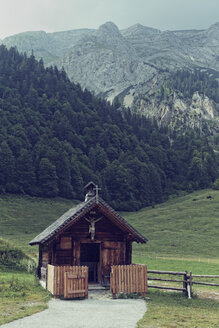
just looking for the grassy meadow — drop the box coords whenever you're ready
[137,290,219,328]
[122,189,219,259]
[0,195,77,256]
[0,189,219,326]
[0,268,50,325]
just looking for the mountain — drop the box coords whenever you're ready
[2,29,95,65]
[0,45,217,210]
[122,22,219,71]
[2,22,219,138]
[3,21,219,91]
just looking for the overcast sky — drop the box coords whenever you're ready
[0,0,218,39]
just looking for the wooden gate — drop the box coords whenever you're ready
[64,267,88,299]
[47,265,88,298]
[110,264,147,298]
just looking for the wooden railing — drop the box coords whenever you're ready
[147,270,219,298]
[110,264,147,298]
[47,265,88,298]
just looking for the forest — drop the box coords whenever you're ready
[0,45,218,210]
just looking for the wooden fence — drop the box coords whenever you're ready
[47,265,88,298]
[147,270,219,298]
[110,264,147,298]
[47,265,219,300]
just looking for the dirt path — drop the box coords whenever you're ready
[1,294,146,328]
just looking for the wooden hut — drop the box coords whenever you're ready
[30,182,147,286]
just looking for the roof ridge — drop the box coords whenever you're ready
[98,197,147,242]
[29,196,147,245]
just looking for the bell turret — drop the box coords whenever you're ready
[84,181,96,202]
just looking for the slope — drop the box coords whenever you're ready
[0,190,218,259]
[0,45,217,210]
[123,189,219,259]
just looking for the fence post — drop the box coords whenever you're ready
[189,271,193,298]
[183,271,188,297]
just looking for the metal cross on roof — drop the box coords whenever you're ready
[93,184,101,203]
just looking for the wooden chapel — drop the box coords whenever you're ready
[30,182,147,285]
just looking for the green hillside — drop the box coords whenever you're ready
[124,189,219,260]
[0,189,218,260]
[0,194,75,255]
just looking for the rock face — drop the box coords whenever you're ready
[58,22,156,101]
[2,21,219,134]
[131,87,219,136]
[125,72,219,136]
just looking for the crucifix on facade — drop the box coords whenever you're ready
[84,216,103,240]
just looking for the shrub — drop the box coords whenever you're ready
[0,238,36,272]
[212,178,219,190]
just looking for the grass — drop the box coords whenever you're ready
[0,189,218,326]
[0,194,76,256]
[122,189,219,259]
[137,290,219,328]
[0,238,51,324]
[0,268,51,325]
[133,255,219,275]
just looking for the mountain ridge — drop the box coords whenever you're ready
[2,21,219,137]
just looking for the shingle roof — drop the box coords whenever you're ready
[29,196,147,245]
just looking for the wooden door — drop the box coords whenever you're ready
[101,241,126,285]
[64,266,88,299]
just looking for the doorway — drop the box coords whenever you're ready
[80,243,100,282]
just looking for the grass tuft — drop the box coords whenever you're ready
[137,290,219,328]
[0,270,51,325]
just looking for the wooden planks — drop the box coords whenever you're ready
[60,237,72,250]
[64,266,88,299]
[47,265,88,299]
[47,264,54,294]
[110,264,147,298]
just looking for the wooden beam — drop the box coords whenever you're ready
[148,270,186,275]
[148,277,186,283]
[148,285,185,291]
[192,274,219,278]
[191,281,219,287]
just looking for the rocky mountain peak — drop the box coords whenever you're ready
[98,21,121,36]
[209,22,219,30]
[122,23,161,36]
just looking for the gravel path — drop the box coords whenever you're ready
[1,293,146,328]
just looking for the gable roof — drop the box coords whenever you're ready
[29,197,147,245]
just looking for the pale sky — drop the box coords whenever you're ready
[0,0,218,39]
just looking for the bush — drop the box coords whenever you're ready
[0,238,36,272]
[212,178,219,190]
